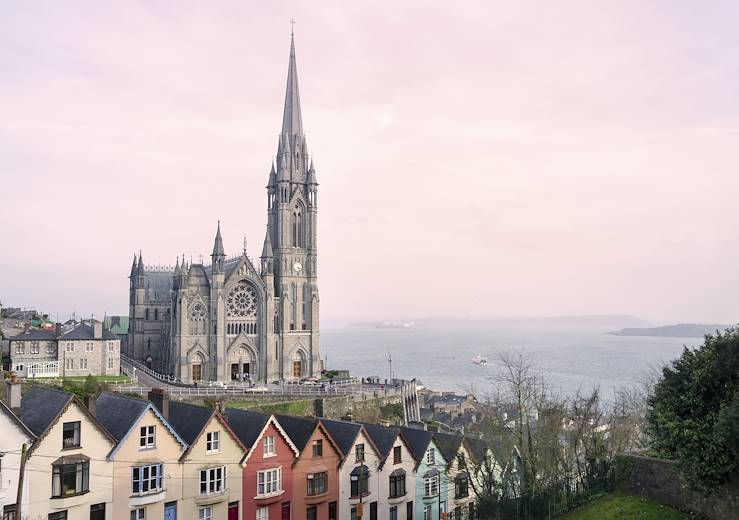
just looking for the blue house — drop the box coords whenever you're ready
[401,427,450,520]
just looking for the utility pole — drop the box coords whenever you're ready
[15,442,27,520]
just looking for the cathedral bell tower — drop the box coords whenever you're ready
[266,31,320,379]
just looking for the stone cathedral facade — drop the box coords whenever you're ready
[127,35,321,383]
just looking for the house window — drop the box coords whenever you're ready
[130,509,145,520]
[389,470,406,498]
[307,472,327,496]
[64,358,74,370]
[423,506,432,520]
[62,421,81,449]
[257,468,281,496]
[86,343,94,352]
[49,513,68,520]
[256,507,268,520]
[263,435,276,456]
[306,506,317,520]
[108,342,115,352]
[199,466,226,495]
[206,431,220,453]
[30,341,39,354]
[351,507,357,520]
[198,506,212,520]
[47,343,56,355]
[350,466,369,498]
[427,448,436,465]
[140,425,155,448]
[52,460,89,497]
[329,502,337,520]
[390,506,398,520]
[132,464,163,494]
[15,344,24,354]
[312,439,323,457]
[455,473,469,499]
[66,343,74,353]
[355,443,365,463]
[79,358,88,370]
[393,445,402,464]
[3,503,16,520]
[424,475,439,497]
[108,358,114,369]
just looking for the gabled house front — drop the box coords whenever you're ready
[19,384,117,520]
[434,433,475,520]
[95,392,187,520]
[225,409,299,520]
[361,423,417,520]
[0,381,34,519]
[276,415,343,520]
[152,393,247,520]
[400,427,449,520]
[322,419,382,520]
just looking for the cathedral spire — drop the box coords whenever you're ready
[212,221,225,257]
[281,31,304,140]
[130,253,138,276]
[261,225,274,259]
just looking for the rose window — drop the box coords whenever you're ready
[226,281,257,317]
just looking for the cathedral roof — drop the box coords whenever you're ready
[212,221,225,257]
[281,32,303,140]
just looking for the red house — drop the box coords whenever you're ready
[226,409,300,520]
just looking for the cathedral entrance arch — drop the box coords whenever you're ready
[228,345,256,382]
[190,352,205,383]
[292,350,307,379]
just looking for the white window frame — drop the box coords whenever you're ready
[423,505,433,520]
[257,467,282,497]
[140,425,155,449]
[206,431,220,453]
[199,466,226,496]
[131,463,164,495]
[198,506,213,520]
[79,358,88,370]
[427,447,436,465]
[86,342,94,352]
[424,475,439,497]
[256,506,269,520]
[130,508,145,520]
[263,435,276,457]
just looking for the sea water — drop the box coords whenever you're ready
[321,326,699,400]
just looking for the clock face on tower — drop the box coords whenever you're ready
[293,262,303,273]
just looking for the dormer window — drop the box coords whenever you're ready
[426,447,436,465]
[140,425,155,449]
[312,439,323,457]
[355,443,365,463]
[263,435,276,457]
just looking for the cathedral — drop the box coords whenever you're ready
[127,34,321,383]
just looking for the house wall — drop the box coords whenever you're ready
[59,338,120,376]
[25,401,115,520]
[376,437,416,520]
[291,425,341,520]
[0,411,32,516]
[413,440,449,520]
[110,408,184,520]
[179,415,245,520]
[338,431,381,520]
[446,444,475,519]
[242,421,296,520]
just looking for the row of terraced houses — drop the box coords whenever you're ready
[0,379,502,520]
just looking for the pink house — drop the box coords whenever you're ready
[226,409,299,520]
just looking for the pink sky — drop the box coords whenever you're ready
[1,1,738,323]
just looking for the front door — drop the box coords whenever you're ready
[164,501,177,520]
[243,363,250,380]
[292,361,302,378]
[281,501,291,520]
[192,364,202,382]
[228,502,239,520]
[231,363,239,381]
[90,503,105,520]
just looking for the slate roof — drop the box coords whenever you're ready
[399,426,434,462]
[20,386,73,436]
[361,422,400,460]
[96,392,150,441]
[434,431,464,463]
[275,414,318,451]
[60,323,117,341]
[224,408,270,450]
[164,400,214,445]
[320,418,362,457]
[9,329,57,341]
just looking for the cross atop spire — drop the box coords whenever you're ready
[281,30,304,139]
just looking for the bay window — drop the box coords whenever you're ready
[257,468,281,497]
[199,466,226,495]
[52,459,89,497]
[132,464,164,495]
[307,472,327,496]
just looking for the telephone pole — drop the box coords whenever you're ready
[15,442,27,520]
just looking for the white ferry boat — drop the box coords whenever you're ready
[472,354,488,366]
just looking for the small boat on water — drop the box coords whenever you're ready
[472,354,488,366]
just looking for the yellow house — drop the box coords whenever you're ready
[158,398,247,520]
[18,384,116,520]
[95,392,187,520]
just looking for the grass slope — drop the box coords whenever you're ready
[561,492,689,519]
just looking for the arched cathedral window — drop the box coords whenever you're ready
[291,205,305,248]
[302,284,308,330]
[290,283,297,330]
[189,303,207,335]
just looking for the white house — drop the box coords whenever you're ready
[0,380,34,520]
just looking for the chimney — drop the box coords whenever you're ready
[55,322,62,338]
[84,394,97,417]
[408,420,427,431]
[148,388,169,420]
[6,373,22,412]
[92,320,103,339]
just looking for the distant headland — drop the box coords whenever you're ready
[608,323,731,338]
